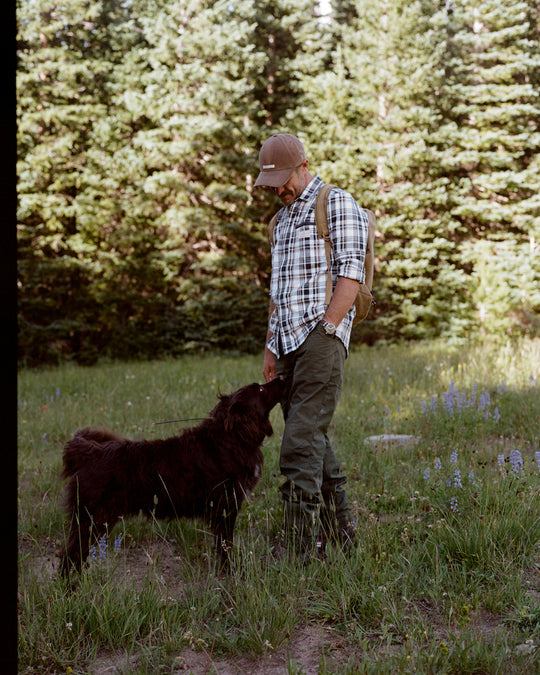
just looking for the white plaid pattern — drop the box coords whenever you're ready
[268,176,368,357]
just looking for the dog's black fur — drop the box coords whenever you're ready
[59,378,286,578]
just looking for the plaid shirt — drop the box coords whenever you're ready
[268,176,368,357]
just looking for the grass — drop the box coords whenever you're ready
[17,338,540,673]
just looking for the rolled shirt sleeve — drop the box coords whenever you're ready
[327,188,368,285]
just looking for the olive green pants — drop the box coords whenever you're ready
[275,323,350,552]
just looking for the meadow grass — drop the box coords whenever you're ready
[17,338,540,674]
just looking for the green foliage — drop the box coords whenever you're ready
[16,0,540,365]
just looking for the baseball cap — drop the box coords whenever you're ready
[254,134,307,188]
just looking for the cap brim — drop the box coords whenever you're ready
[254,167,295,188]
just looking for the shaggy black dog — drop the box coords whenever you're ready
[59,377,286,578]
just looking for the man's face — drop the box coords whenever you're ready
[273,162,309,206]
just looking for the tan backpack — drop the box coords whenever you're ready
[268,183,375,324]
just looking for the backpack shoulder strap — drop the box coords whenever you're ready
[268,211,280,246]
[315,183,336,305]
[315,183,335,240]
[363,209,376,290]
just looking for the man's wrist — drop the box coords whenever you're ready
[321,319,337,335]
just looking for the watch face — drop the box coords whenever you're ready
[323,321,336,335]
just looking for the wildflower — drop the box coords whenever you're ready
[450,496,460,514]
[423,468,430,481]
[434,457,442,470]
[450,450,458,464]
[453,468,463,489]
[497,454,506,473]
[468,470,476,486]
[492,407,500,422]
[478,390,490,411]
[509,449,524,475]
[535,451,540,474]
[90,534,108,561]
[114,534,122,552]
[56,387,61,398]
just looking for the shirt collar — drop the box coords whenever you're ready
[294,176,323,204]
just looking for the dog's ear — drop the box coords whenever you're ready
[223,400,248,432]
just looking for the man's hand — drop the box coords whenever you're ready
[263,347,276,382]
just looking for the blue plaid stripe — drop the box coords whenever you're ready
[268,177,367,356]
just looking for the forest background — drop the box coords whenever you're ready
[17,0,540,367]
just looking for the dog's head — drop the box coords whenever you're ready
[218,377,286,440]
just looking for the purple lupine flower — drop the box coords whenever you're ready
[478,391,487,410]
[450,496,460,514]
[497,454,506,473]
[492,407,500,422]
[434,457,442,470]
[509,449,524,475]
[497,381,508,394]
[114,534,122,552]
[90,535,108,561]
[468,470,476,486]
[535,451,540,474]
[453,468,463,489]
[423,468,430,481]
[450,450,458,464]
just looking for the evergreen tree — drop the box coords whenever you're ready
[383,0,540,341]
[444,0,540,337]
[17,0,327,363]
[17,0,539,365]
[17,0,148,363]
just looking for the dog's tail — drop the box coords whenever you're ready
[61,428,111,479]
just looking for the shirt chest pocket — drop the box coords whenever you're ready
[296,228,312,241]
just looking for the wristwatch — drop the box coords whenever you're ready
[321,320,336,335]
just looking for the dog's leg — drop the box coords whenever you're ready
[60,512,92,579]
[209,490,241,570]
[60,509,109,579]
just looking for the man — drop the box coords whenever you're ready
[255,133,368,559]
